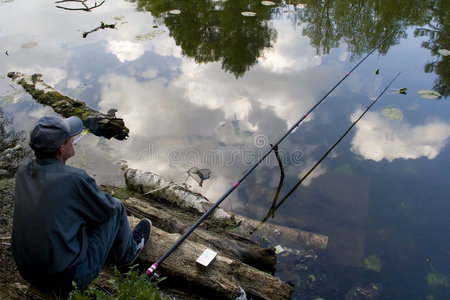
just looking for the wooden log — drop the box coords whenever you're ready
[7,72,129,140]
[235,215,328,250]
[125,168,233,222]
[123,197,277,273]
[128,216,294,300]
[125,168,328,250]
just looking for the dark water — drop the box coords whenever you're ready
[1,0,449,298]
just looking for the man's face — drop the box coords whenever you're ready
[58,137,75,163]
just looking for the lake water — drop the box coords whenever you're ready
[1,0,449,299]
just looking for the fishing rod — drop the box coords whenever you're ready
[145,27,400,277]
[251,72,401,234]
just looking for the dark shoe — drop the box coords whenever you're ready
[127,218,152,266]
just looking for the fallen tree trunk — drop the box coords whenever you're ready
[125,168,232,222]
[124,197,277,274]
[125,168,328,250]
[7,72,129,140]
[128,216,294,300]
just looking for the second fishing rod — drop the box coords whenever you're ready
[146,26,400,277]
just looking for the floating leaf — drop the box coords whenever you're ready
[274,245,285,254]
[21,42,38,49]
[335,164,353,175]
[364,255,381,272]
[427,273,449,287]
[375,68,379,75]
[112,15,124,21]
[437,49,450,56]
[417,89,441,99]
[241,11,256,17]
[135,30,165,41]
[399,88,407,95]
[169,9,181,14]
[261,1,275,5]
[382,107,403,120]
[262,236,271,243]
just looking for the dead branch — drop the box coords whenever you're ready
[82,22,116,38]
[55,0,105,12]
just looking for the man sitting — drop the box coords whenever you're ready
[11,115,151,297]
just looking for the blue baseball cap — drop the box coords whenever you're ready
[29,115,83,153]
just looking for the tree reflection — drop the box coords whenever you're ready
[284,0,431,57]
[125,0,449,93]
[127,0,277,78]
[414,0,450,98]
[285,0,448,97]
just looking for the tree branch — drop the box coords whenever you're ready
[55,0,105,12]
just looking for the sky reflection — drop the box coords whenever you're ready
[2,1,450,298]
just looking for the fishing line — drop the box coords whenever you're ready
[251,72,401,234]
[145,27,400,277]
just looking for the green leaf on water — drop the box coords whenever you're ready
[399,88,407,95]
[21,42,38,49]
[417,89,441,99]
[241,11,257,16]
[364,255,381,272]
[382,107,403,120]
[135,30,165,41]
[375,68,379,75]
[427,273,449,287]
[437,49,450,56]
[112,16,124,21]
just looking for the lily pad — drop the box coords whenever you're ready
[382,107,403,120]
[417,89,441,99]
[261,1,275,6]
[364,255,381,272]
[135,30,165,41]
[437,49,450,56]
[169,9,181,15]
[241,11,256,17]
[21,42,38,49]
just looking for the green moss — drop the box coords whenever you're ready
[101,185,140,201]
[0,178,14,191]
[15,79,94,121]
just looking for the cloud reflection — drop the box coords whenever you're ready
[351,109,450,161]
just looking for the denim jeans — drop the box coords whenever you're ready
[72,198,137,289]
[32,198,137,297]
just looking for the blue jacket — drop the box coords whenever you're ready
[11,158,120,282]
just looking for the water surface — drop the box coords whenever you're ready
[1,0,449,298]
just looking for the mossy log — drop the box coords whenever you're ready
[7,72,129,140]
[128,216,294,300]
